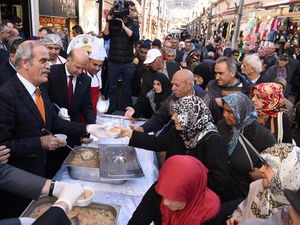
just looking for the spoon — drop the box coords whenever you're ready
[41,128,95,161]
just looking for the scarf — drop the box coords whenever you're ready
[252,82,286,117]
[146,72,172,112]
[155,155,220,225]
[171,95,217,148]
[250,143,300,219]
[222,93,258,156]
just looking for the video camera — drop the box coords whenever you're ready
[109,0,130,30]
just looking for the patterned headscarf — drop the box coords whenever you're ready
[252,82,286,117]
[171,95,217,149]
[222,92,258,156]
[250,144,300,219]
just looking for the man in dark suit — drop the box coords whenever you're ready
[0,148,84,225]
[0,37,24,86]
[44,48,96,178]
[0,40,92,218]
[45,48,95,124]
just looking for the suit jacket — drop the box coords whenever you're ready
[0,76,87,176]
[0,163,70,225]
[45,64,95,124]
[0,59,16,86]
[165,61,181,80]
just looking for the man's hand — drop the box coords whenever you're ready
[115,18,125,29]
[129,124,144,132]
[120,129,133,138]
[125,107,135,119]
[0,145,10,163]
[40,135,66,151]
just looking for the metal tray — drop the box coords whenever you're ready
[21,196,120,225]
[99,145,144,182]
[64,146,102,183]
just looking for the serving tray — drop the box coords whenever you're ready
[21,196,120,225]
[99,145,144,182]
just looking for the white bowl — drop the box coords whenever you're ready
[76,187,94,207]
[105,127,121,139]
[54,134,67,141]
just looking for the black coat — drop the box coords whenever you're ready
[217,120,276,198]
[129,129,229,200]
[0,60,16,86]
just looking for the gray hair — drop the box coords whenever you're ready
[207,51,215,58]
[15,41,41,70]
[243,54,262,73]
[215,56,237,73]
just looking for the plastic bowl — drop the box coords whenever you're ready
[76,186,94,207]
[54,134,67,141]
[105,127,121,139]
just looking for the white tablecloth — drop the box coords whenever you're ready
[55,117,159,225]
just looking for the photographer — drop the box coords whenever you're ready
[103,0,140,113]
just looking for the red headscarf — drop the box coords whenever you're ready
[252,82,286,117]
[155,155,220,225]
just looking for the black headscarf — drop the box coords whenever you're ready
[146,72,172,111]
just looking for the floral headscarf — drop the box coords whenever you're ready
[222,93,258,156]
[250,144,300,219]
[252,82,286,117]
[171,95,217,149]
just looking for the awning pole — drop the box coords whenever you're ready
[232,0,245,49]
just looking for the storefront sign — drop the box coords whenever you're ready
[39,0,76,18]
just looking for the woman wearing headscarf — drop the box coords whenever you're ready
[227,143,300,225]
[146,73,172,113]
[128,155,221,225]
[251,82,292,143]
[122,95,230,201]
[217,92,276,199]
[125,72,172,119]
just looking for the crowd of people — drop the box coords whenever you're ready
[1,1,300,224]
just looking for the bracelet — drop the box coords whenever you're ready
[49,180,55,196]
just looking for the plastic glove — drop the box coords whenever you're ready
[55,183,84,210]
[86,124,107,138]
[19,217,36,225]
[52,181,67,198]
[58,107,70,121]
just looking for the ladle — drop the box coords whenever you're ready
[41,128,95,161]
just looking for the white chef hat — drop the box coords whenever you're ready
[89,37,107,61]
[67,34,93,54]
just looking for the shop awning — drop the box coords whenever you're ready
[261,0,290,8]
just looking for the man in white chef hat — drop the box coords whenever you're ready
[86,38,107,116]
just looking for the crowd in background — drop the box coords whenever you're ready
[1,4,300,224]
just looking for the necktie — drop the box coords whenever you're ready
[35,88,46,124]
[68,76,74,107]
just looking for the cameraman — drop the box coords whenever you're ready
[103,0,140,113]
